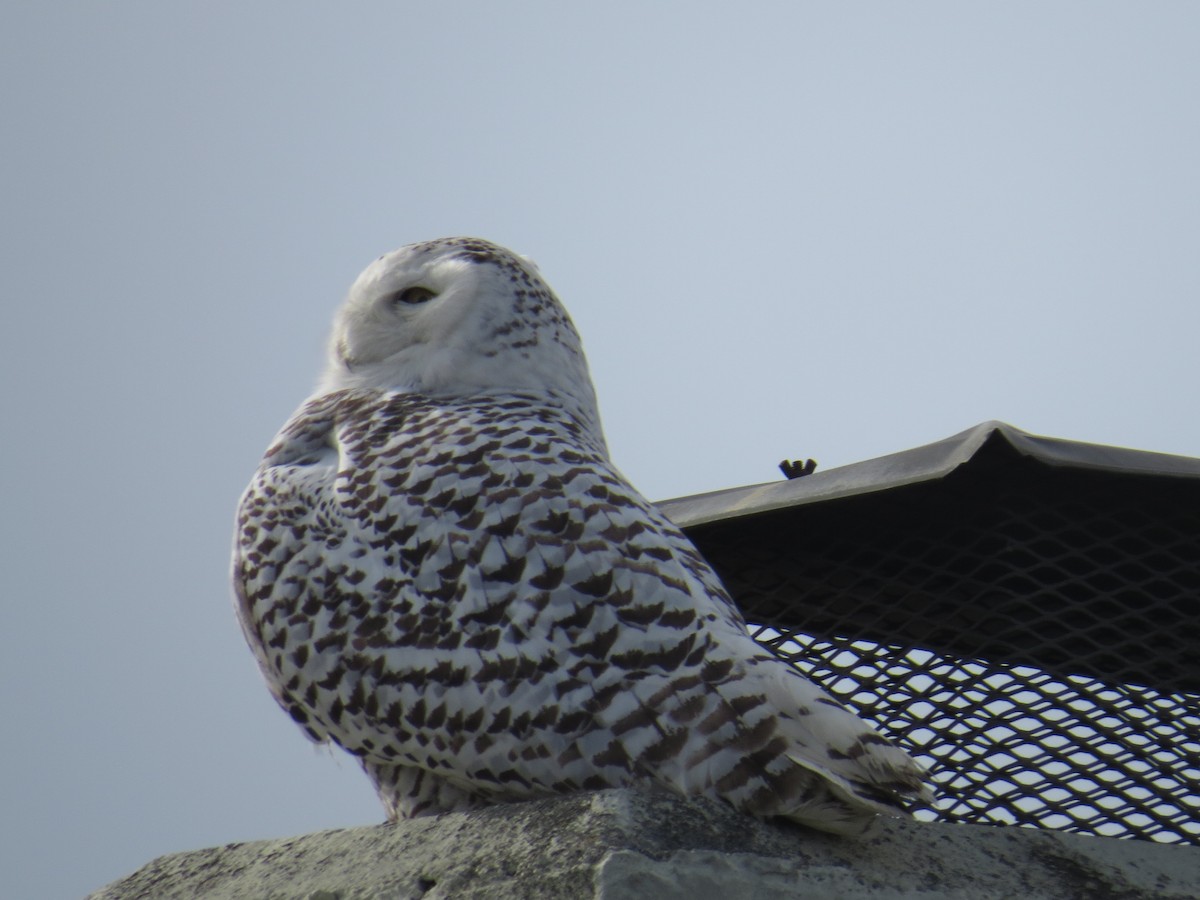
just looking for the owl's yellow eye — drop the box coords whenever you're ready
[391,286,436,306]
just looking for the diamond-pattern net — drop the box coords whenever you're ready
[681,445,1200,844]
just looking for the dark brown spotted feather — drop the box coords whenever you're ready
[236,388,928,833]
[233,237,929,835]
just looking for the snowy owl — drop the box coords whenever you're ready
[233,237,929,834]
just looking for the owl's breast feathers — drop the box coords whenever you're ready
[235,388,739,736]
[234,388,929,832]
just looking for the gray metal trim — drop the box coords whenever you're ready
[658,420,1200,529]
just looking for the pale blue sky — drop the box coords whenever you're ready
[3,3,1198,897]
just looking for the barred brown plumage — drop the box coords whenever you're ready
[233,237,931,834]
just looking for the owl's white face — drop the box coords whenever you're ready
[317,238,602,435]
[326,243,491,383]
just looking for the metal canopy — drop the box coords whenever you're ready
[657,422,1200,844]
[659,420,1200,530]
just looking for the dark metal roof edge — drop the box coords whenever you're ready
[658,420,1200,529]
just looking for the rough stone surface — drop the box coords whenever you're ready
[90,788,1200,899]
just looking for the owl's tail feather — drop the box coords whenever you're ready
[754,662,933,834]
[777,749,932,835]
[593,643,932,836]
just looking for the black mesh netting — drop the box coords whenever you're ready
[680,440,1200,844]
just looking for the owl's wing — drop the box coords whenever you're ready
[234,389,928,828]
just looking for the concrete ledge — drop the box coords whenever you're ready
[90,788,1200,899]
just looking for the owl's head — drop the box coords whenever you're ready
[317,238,602,423]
